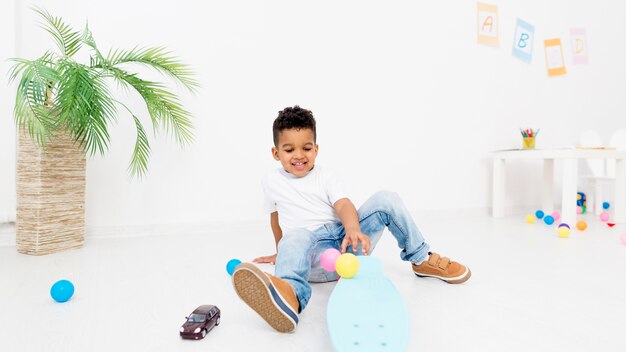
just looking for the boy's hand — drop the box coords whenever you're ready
[340,230,371,255]
[253,253,277,265]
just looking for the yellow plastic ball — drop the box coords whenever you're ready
[335,253,360,279]
[525,214,536,224]
[576,221,588,231]
[557,227,570,238]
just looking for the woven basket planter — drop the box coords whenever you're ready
[16,129,86,255]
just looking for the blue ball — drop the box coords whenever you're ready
[535,210,545,219]
[603,202,610,210]
[226,259,242,276]
[50,280,74,303]
[543,215,555,225]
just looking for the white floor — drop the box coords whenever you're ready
[1,213,625,352]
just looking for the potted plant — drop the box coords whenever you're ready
[9,8,198,255]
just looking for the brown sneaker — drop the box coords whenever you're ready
[412,252,471,284]
[232,263,300,333]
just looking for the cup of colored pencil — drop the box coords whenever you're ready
[520,128,539,149]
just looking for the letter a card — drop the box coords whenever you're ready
[544,38,567,77]
[512,18,534,63]
[570,28,589,64]
[477,3,499,47]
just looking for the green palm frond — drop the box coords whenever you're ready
[129,115,151,178]
[55,60,116,156]
[80,22,97,51]
[146,86,194,145]
[105,66,194,145]
[106,47,199,93]
[9,53,61,145]
[8,52,56,83]
[11,8,197,177]
[14,89,54,146]
[33,7,82,58]
[81,22,105,62]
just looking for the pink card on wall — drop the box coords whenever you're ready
[570,28,589,65]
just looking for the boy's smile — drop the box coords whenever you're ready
[272,128,318,177]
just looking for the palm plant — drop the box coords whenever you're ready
[9,8,198,177]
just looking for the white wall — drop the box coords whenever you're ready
[0,0,16,223]
[2,0,625,231]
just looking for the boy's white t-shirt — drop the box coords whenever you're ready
[261,165,349,234]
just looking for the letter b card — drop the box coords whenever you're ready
[512,18,534,63]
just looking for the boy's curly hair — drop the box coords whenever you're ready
[272,105,316,146]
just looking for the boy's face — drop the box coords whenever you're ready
[272,128,318,177]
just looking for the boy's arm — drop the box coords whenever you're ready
[269,211,283,249]
[252,211,282,264]
[333,198,371,255]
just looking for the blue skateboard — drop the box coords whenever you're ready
[327,256,410,351]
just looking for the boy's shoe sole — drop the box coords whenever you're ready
[232,263,298,333]
[413,267,472,284]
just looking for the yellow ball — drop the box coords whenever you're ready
[557,227,570,238]
[335,253,360,279]
[525,214,536,224]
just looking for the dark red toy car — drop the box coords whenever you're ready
[179,305,221,339]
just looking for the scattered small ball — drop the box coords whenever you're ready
[600,212,610,222]
[551,211,561,221]
[621,233,626,245]
[543,215,555,225]
[50,280,75,303]
[335,253,360,279]
[557,227,570,238]
[535,210,545,219]
[226,259,242,276]
[608,223,616,228]
[558,223,570,229]
[576,221,588,231]
[582,205,587,214]
[525,214,536,224]
[556,226,570,238]
[576,206,582,214]
[320,248,341,272]
[603,202,610,210]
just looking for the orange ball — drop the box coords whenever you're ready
[576,220,588,231]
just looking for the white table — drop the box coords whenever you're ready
[492,148,626,225]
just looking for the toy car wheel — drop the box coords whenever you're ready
[216,316,221,325]
[201,329,206,338]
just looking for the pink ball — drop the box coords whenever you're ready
[551,211,560,221]
[576,206,582,214]
[320,248,341,272]
[621,233,626,245]
[600,212,610,222]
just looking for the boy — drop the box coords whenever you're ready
[232,106,471,333]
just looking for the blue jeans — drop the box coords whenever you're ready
[274,191,430,312]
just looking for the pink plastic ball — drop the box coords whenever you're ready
[620,233,626,246]
[320,248,341,272]
[576,206,582,214]
[600,212,610,222]
[551,211,561,221]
